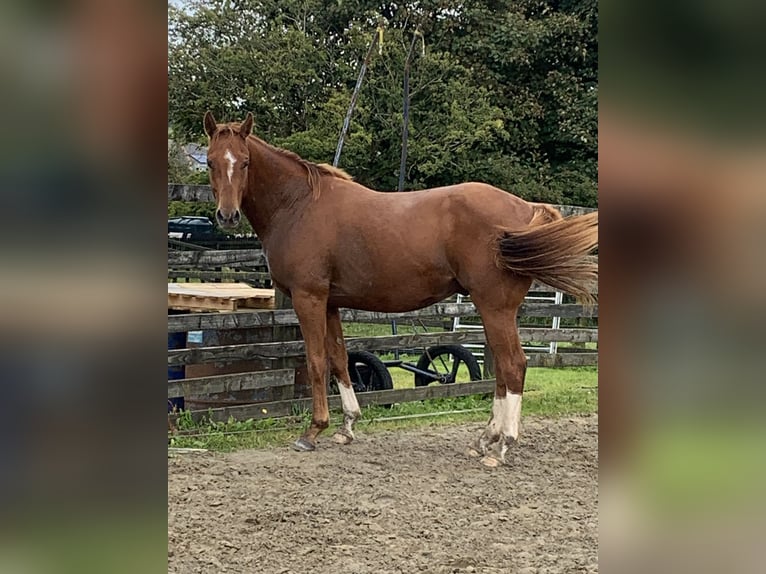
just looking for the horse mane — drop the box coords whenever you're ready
[212,123,352,199]
[314,163,353,181]
[300,161,353,200]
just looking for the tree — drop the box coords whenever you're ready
[168,0,598,206]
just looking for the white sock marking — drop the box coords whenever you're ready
[489,393,522,440]
[224,149,236,183]
[337,382,360,418]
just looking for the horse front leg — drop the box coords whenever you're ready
[325,307,361,444]
[291,290,330,452]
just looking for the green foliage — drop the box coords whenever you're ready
[168,0,597,207]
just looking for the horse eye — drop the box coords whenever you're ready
[242,161,249,169]
[207,159,213,168]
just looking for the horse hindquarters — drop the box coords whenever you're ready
[464,208,598,466]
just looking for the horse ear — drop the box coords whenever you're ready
[203,111,217,138]
[239,113,254,138]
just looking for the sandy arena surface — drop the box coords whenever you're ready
[168,415,597,573]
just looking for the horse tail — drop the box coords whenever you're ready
[495,206,598,305]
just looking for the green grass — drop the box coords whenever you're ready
[169,366,597,452]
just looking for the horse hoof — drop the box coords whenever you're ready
[480,455,503,468]
[465,446,482,458]
[332,430,354,445]
[292,437,316,452]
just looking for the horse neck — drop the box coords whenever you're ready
[241,138,314,240]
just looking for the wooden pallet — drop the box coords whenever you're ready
[168,283,275,312]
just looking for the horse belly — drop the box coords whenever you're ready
[328,274,460,313]
[328,208,465,311]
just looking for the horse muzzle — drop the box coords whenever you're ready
[215,208,241,229]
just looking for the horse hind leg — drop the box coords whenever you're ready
[468,289,529,467]
[326,308,361,444]
[471,365,525,468]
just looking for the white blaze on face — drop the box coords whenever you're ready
[489,393,523,440]
[224,149,237,183]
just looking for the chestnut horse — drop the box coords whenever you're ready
[203,111,597,467]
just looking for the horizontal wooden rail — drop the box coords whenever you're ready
[525,352,597,367]
[168,238,207,251]
[168,269,272,282]
[167,302,598,333]
[168,328,597,366]
[168,308,296,332]
[168,249,266,267]
[168,368,294,398]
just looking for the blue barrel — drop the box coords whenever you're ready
[168,330,187,412]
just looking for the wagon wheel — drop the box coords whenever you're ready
[347,351,393,393]
[328,351,393,395]
[414,345,482,387]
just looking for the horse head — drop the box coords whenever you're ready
[203,111,253,230]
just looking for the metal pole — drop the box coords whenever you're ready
[333,25,383,167]
[391,319,399,360]
[397,30,422,192]
[391,30,422,347]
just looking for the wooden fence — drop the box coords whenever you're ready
[168,247,272,286]
[168,300,598,423]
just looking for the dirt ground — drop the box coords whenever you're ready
[168,415,597,574]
